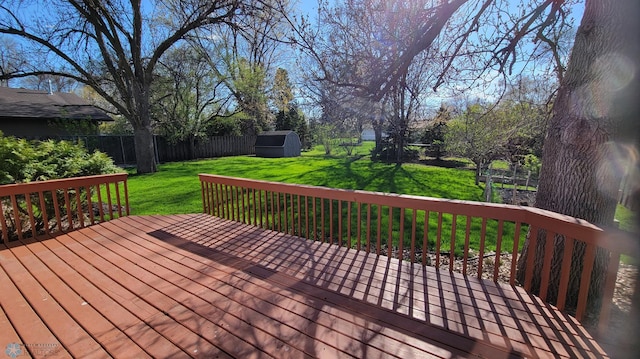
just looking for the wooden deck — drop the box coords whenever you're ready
[0,214,607,358]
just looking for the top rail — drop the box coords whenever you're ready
[199,173,639,335]
[1,173,129,243]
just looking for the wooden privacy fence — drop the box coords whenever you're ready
[0,174,129,243]
[155,135,256,163]
[60,135,256,165]
[199,174,639,337]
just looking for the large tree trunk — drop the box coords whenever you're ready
[133,124,157,174]
[132,81,157,174]
[517,0,639,318]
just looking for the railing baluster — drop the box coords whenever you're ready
[398,207,405,260]
[250,189,256,225]
[75,187,84,227]
[478,218,487,279]
[312,197,317,241]
[422,211,429,267]
[366,203,371,253]
[201,180,208,214]
[377,205,382,256]
[86,186,95,225]
[105,185,113,219]
[0,199,9,243]
[320,198,333,244]
[115,182,122,217]
[493,220,504,282]
[258,189,264,228]
[53,190,63,231]
[25,193,37,239]
[346,201,351,248]
[270,191,275,231]
[38,191,49,233]
[305,196,310,239]
[435,212,442,269]
[122,180,130,215]
[235,187,241,222]
[357,202,362,251]
[282,192,287,233]
[509,222,522,285]
[262,190,268,228]
[215,183,221,216]
[524,226,540,291]
[410,209,417,263]
[319,197,324,242]
[213,183,220,217]
[226,185,232,220]
[240,187,246,224]
[463,216,471,276]
[338,200,343,247]
[450,214,457,272]
[576,243,597,321]
[297,194,301,236]
[10,194,23,240]
[387,207,393,258]
[556,237,575,311]
[539,230,556,301]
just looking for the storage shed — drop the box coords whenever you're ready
[255,130,301,158]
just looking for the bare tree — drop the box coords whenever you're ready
[0,36,24,87]
[0,0,265,173]
[153,45,229,157]
[190,0,293,134]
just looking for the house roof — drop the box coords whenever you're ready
[0,86,112,121]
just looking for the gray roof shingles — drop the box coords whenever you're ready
[0,87,112,121]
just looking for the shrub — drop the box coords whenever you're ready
[0,134,118,185]
[1,133,120,240]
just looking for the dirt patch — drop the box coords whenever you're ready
[496,188,537,206]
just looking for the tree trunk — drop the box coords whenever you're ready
[133,125,157,174]
[189,135,197,160]
[517,0,639,317]
[372,118,384,157]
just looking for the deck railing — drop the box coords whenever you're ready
[0,173,129,243]
[199,174,638,336]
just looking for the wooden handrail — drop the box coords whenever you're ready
[1,173,129,243]
[199,173,639,335]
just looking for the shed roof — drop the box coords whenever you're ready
[255,131,295,147]
[0,87,112,121]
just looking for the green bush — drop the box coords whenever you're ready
[1,133,120,240]
[0,133,119,185]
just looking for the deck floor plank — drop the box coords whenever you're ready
[82,223,318,359]
[129,216,534,359]
[0,214,609,358]
[60,230,243,359]
[112,216,467,359]
[17,239,152,358]
[154,214,602,358]
[149,215,558,356]
[0,245,72,359]
[40,234,191,358]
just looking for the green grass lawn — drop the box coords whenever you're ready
[126,144,485,215]
[125,144,501,255]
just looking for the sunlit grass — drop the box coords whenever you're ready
[125,144,510,253]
